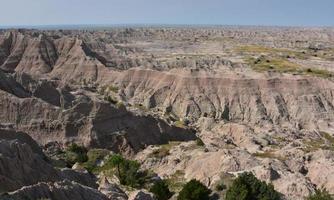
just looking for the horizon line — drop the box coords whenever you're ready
[1,23,334,30]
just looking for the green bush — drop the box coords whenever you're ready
[65,143,88,166]
[196,138,205,146]
[215,180,227,191]
[307,188,333,200]
[81,149,109,173]
[150,180,173,200]
[104,95,118,104]
[225,172,281,200]
[104,154,147,188]
[177,179,211,200]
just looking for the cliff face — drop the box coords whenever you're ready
[106,68,334,131]
[0,129,98,193]
[0,70,195,154]
[1,30,334,132]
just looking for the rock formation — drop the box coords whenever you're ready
[1,26,334,199]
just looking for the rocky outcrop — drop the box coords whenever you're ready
[0,139,59,193]
[0,130,98,193]
[98,177,128,200]
[1,180,109,200]
[128,190,154,200]
[0,72,196,154]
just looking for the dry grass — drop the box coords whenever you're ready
[245,56,333,78]
[302,132,334,152]
[174,120,186,128]
[149,142,181,159]
[252,151,286,161]
[166,170,186,192]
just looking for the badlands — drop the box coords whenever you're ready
[1,26,334,199]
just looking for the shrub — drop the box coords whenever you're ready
[116,102,126,110]
[65,143,88,166]
[174,120,186,128]
[215,180,226,191]
[105,95,118,104]
[196,138,205,146]
[150,147,170,159]
[177,179,211,200]
[150,180,173,200]
[67,143,87,155]
[81,149,109,173]
[307,188,333,200]
[104,154,146,188]
[225,172,281,200]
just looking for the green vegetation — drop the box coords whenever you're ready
[225,172,281,200]
[166,170,186,192]
[150,147,170,159]
[107,85,119,93]
[305,68,333,78]
[236,45,294,55]
[322,132,334,144]
[174,120,186,128]
[177,179,211,200]
[149,142,182,159]
[102,154,149,188]
[196,138,205,146]
[104,95,118,104]
[116,101,126,110]
[64,143,88,166]
[81,149,109,173]
[215,180,227,191]
[237,45,334,61]
[246,56,300,73]
[246,56,333,78]
[214,173,234,192]
[303,132,334,152]
[252,151,286,161]
[134,103,148,111]
[307,188,333,200]
[239,45,334,78]
[150,180,174,200]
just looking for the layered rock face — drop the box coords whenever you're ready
[1,29,334,131]
[1,181,109,200]
[0,130,98,192]
[0,69,195,154]
[0,27,334,199]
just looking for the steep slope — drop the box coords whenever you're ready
[0,130,97,193]
[1,181,110,200]
[103,68,334,131]
[0,31,58,74]
[0,72,195,154]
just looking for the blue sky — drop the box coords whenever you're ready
[1,0,333,27]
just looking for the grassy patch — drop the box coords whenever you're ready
[247,56,300,73]
[174,120,186,128]
[166,170,186,192]
[304,68,333,78]
[81,149,110,173]
[302,132,334,152]
[116,102,126,110]
[104,95,118,104]
[196,138,205,146]
[322,132,334,143]
[252,151,286,161]
[246,56,333,78]
[236,45,296,55]
[150,147,171,159]
[149,142,181,159]
[134,104,148,111]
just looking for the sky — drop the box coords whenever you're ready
[0,0,334,27]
